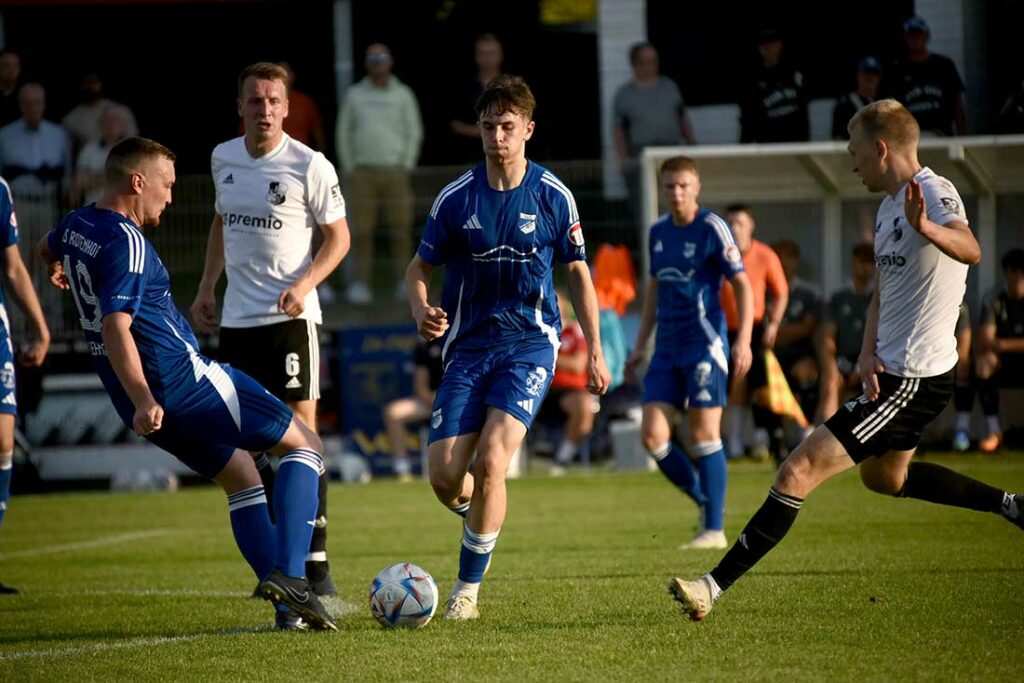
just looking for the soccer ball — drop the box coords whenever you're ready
[369,562,438,629]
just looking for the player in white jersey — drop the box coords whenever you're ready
[190,63,350,617]
[668,99,1023,622]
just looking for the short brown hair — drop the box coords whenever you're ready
[852,242,874,263]
[848,99,920,150]
[237,62,290,98]
[475,74,535,120]
[105,136,176,184]
[659,156,699,177]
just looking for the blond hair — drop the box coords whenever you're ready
[237,62,290,97]
[848,99,920,150]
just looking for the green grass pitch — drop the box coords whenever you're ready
[1,454,1021,681]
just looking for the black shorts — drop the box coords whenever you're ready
[825,368,954,463]
[218,319,321,403]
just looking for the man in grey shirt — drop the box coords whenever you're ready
[612,43,696,227]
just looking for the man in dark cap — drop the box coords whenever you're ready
[832,57,882,140]
[740,29,809,143]
[886,15,967,136]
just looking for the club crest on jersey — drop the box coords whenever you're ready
[568,222,584,247]
[0,362,12,390]
[683,242,696,258]
[525,366,548,397]
[266,181,286,206]
[519,220,536,234]
[724,244,741,263]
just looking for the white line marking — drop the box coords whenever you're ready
[0,529,174,560]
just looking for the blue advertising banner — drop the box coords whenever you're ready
[338,324,421,474]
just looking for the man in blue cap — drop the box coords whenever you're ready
[832,57,882,140]
[887,15,967,136]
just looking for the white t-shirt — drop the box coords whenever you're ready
[212,134,346,328]
[873,167,969,378]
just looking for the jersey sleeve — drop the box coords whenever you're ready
[97,229,148,319]
[417,194,455,265]
[0,180,17,247]
[306,153,347,225]
[923,176,969,227]
[211,149,224,216]
[547,180,586,264]
[708,215,745,277]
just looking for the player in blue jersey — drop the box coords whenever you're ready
[625,156,753,551]
[0,176,50,595]
[39,137,337,631]
[405,75,611,620]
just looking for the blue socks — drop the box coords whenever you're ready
[0,451,11,528]
[458,524,499,584]
[650,443,705,506]
[274,448,322,578]
[227,485,276,580]
[694,440,727,531]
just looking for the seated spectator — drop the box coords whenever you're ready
[832,57,882,140]
[740,29,808,143]
[974,248,1024,453]
[886,16,966,136]
[994,78,1024,134]
[548,292,597,476]
[61,71,138,154]
[70,103,130,205]
[951,302,974,451]
[771,239,822,421]
[818,243,874,420]
[382,338,443,482]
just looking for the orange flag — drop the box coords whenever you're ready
[764,349,809,429]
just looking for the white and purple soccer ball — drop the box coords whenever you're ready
[369,562,438,629]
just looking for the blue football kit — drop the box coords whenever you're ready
[47,205,292,479]
[0,179,19,416]
[417,161,587,441]
[644,208,744,409]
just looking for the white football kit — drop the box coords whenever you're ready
[212,134,346,328]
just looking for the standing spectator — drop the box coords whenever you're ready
[818,243,875,420]
[279,62,325,152]
[382,338,443,482]
[974,248,1024,453]
[740,30,809,143]
[720,204,789,461]
[771,239,822,422]
[548,292,597,476]
[0,51,22,127]
[449,33,504,164]
[70,104,130,206]
[887,16,966,137]
[613,42,696,226]
[61,72,138,154]
[336,43,423,305]
[833,57,882,140]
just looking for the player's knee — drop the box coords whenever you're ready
[775,453,812,492]
[429,468,461,502]
[473,452,508,486]
[641,430,669,453]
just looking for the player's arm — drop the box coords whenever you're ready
[680,111,697,146]
[904,180,980,265]
[278,217,351,318]
[38,233,68,290]
[762,257,788,348]
[626,275,658,375]
[565,260,610,396]
[979,314,1024,354]
[857,275,884,400]
[101,312,163,436]
[729,271,754,380]
[405,254,447,341]
[190,214,225,334]
[1,243,49,366]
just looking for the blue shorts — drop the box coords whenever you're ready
[141,362,292,479]
[0,307,15,416]
[428,337,558,443]
[642,348,729,410]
